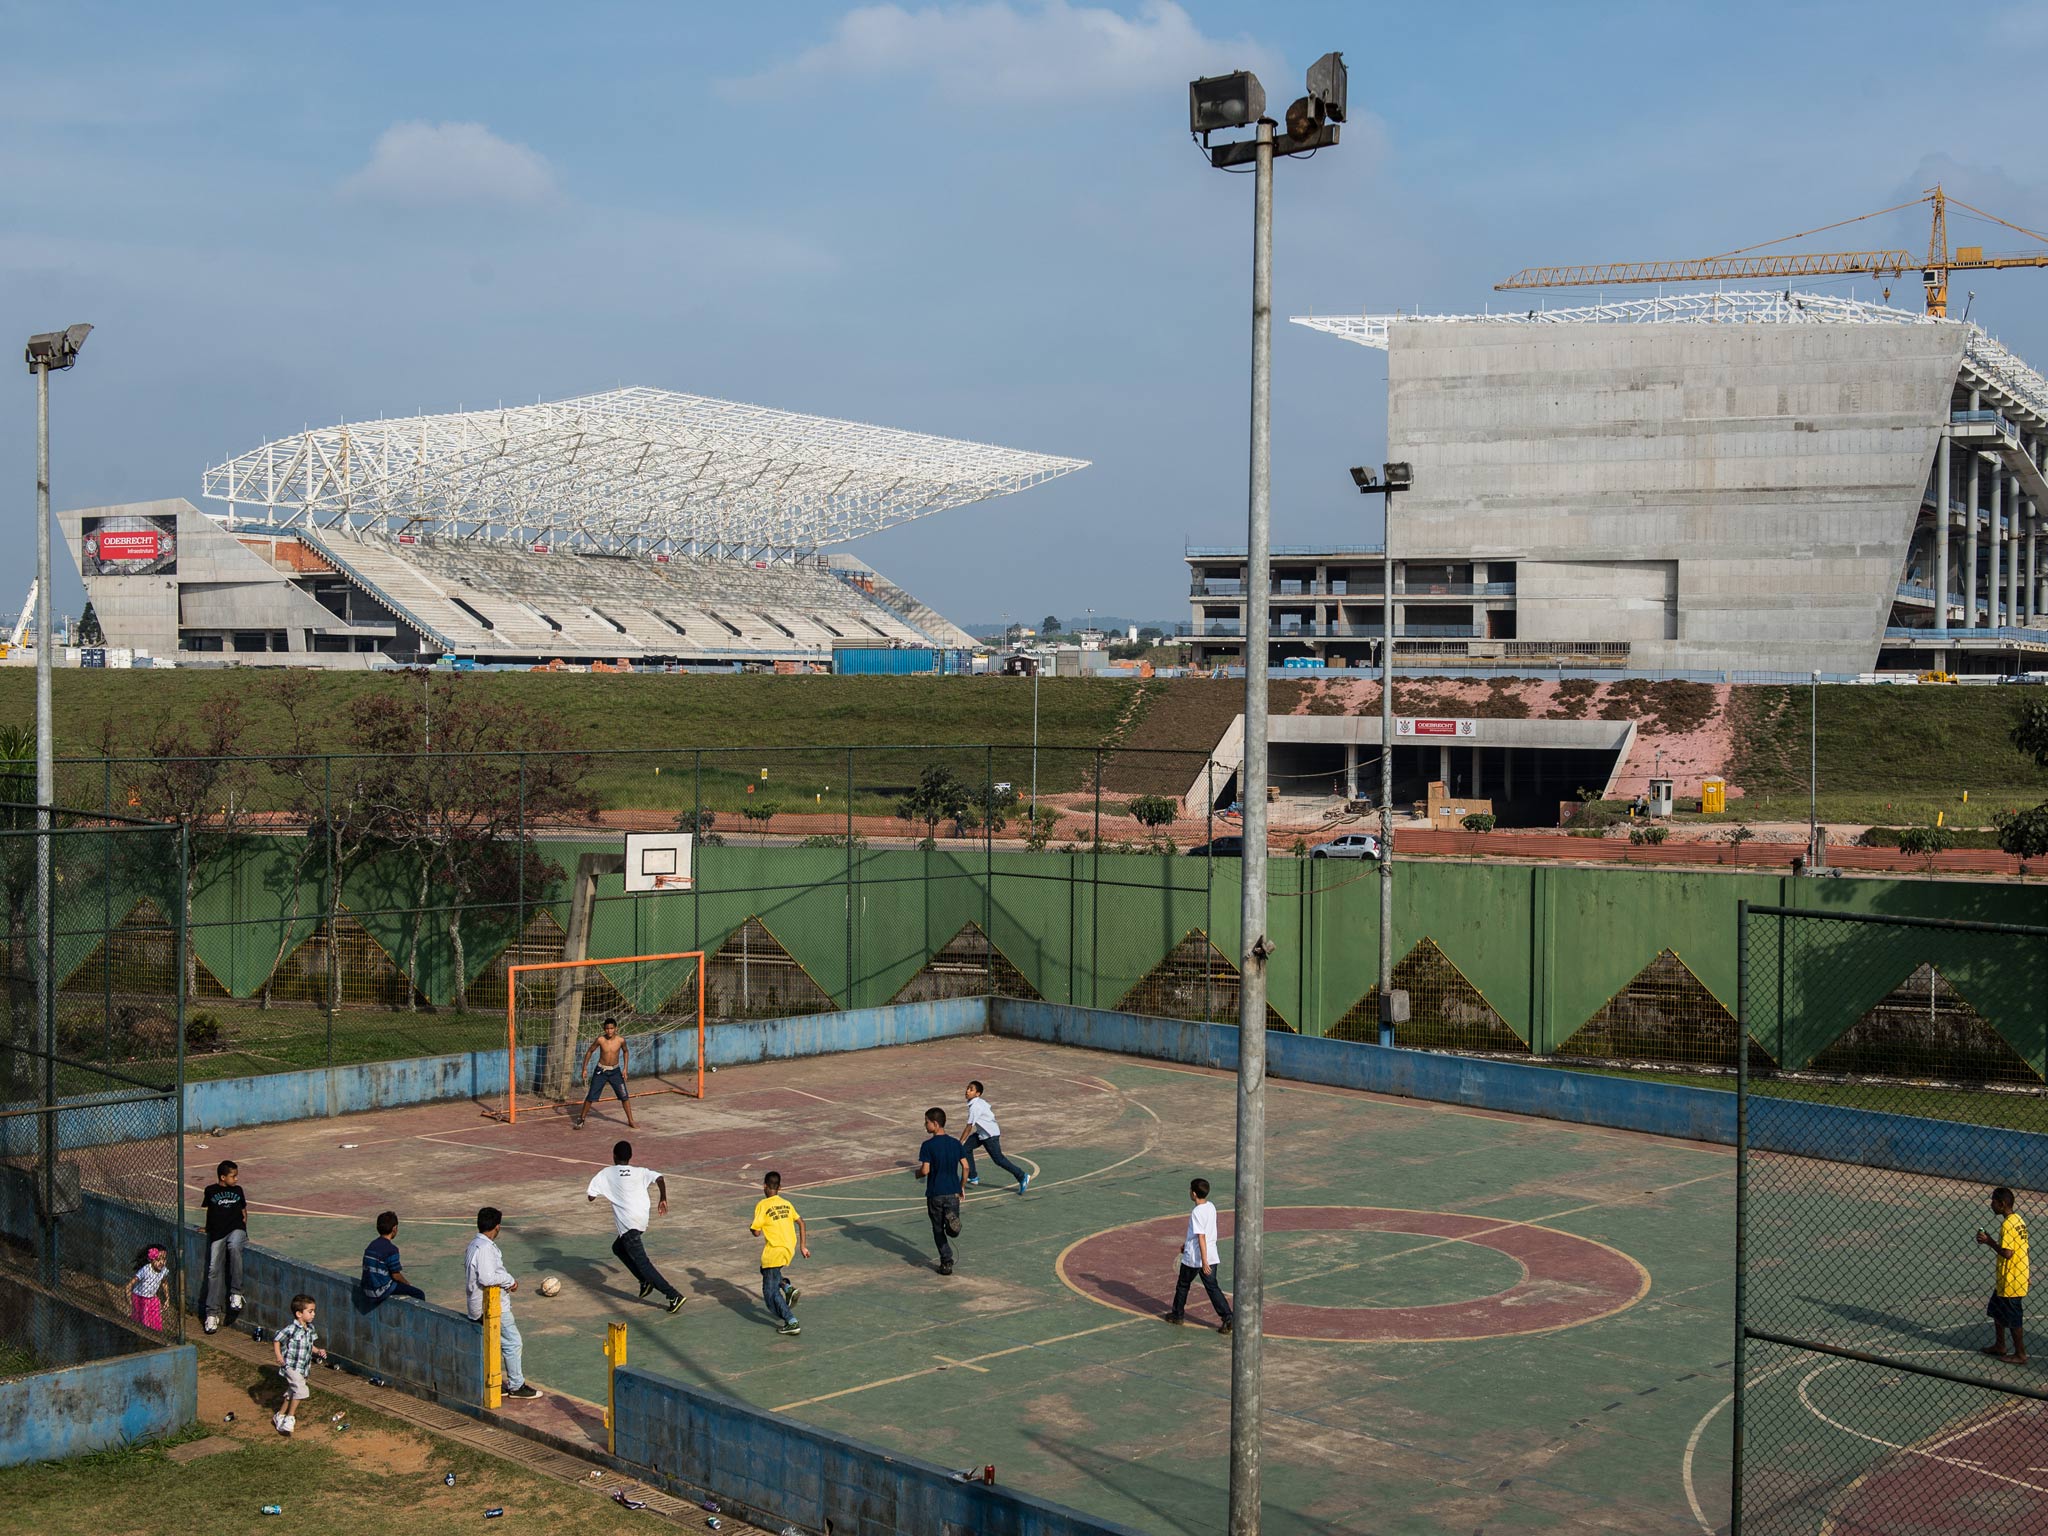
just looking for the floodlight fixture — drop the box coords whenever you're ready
[1189,71,1265,136]
[1382,461,1413,489]
[1349,465,1378,491]
[24,324,92,375]
[1306,52,1347,124]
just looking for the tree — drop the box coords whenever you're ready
[74,603,103,646]
[740,800,777,842]
[1040,615,1061,636]
[350,671,598,1012]
[1125,795,1178,830]
[898,764,971,840]
[1996,701,2048,859]
[125,696,257,999]
[676,807,724,847]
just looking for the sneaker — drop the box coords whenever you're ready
[782,1282,802,1309]
[777,1321,802,1336]
[272,1412,287,1432]
[938,1262,954,1276]
[204,1316,220,1335]
[637,1282,653,1299]
[1218,1318,1233,1335]
[665,1294,687,1315]
[505,1384,543,1400]
[1018,1175,1030,1195]
[228,1294,244,1311]
[280,1415,296,1435]
[1162,1313,1185,1325]
[966,1176,980,1187]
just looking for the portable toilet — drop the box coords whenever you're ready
[1701,777,1726,815]
[1648,778,1674,817]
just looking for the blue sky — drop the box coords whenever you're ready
[8,0,2048,631]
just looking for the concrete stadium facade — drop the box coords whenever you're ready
[1191,294,2048,676]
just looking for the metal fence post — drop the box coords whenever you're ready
[984,744,994,995]
[846,747,856,1009]
[38,820,57,1288]
[693,751,704,958]
[1732,898,1748,1536]
[174,820,189,1343]
[516,752,528,1011]
[323,757,336,1068]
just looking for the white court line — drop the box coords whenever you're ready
[1796,1359,2048,1498]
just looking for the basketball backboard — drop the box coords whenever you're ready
[624,830,694,892]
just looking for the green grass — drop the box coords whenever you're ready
[0,670,1147,811]
[1728,685,2048,825]
[0,1355,661,1535]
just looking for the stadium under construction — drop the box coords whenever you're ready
[1186,291,2048,677]
[58,387,1085,668]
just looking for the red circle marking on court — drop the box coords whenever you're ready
[1056,1206,1649,1342]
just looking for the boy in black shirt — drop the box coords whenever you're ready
[913,1107,969,1275]
[201,1159,248,1335]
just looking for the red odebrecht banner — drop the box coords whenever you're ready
[95,530,160,561]
[1394,717,1477,738]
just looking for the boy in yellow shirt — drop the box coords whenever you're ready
[749,1171,810,1337]
[1976,1185,2029,1365]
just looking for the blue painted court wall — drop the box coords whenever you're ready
[0,1327,195,1465]
[989,999,2047,1188]
[165,997,984,1137]
[611,1363,1147,1536]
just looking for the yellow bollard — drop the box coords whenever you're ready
[1938,810,1945,827]
[604,1322,628,1454]
[482,1287,504,1409]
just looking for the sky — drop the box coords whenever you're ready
[8,0,2048,633]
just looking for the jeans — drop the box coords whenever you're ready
[612,1229,679,1301]
[495,1298,526,1391]
[585,1066,628,1104]
[761,1265,794,1325]
[365,1280,427,1308]
[1172,1262,1232,1322]
[203,1229,245,1318]
[927,1195,960,1266]
[963,1131,1026,1185]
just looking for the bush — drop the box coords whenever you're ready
[1893,826,1951,857]
[1726,825,1755,848]
[1627,824,1669,846]
[1021,805,1060,852]
[184,1011,225,1053]
[797,832,867,851]
[1995,804,2048,860]
[1460,813,1496,833]
[1125,794,1179,829]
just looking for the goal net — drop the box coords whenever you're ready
[494,950,705,1124]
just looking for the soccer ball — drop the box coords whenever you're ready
[537,1276,563,1297]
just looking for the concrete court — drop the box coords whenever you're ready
[187,1035,1748,1535]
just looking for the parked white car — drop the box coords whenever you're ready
[1310,833,1383,860]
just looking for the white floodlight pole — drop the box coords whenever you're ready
[1228,113,1275,1536]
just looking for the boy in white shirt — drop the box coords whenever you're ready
[465,1206,542,1399]
[1164,1177,1232,1334]
[961,1080,1029,1194]
[586,1140,687,1314]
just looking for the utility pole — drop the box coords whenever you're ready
[1807,670,1821,870]
[1191,57,1345,1536]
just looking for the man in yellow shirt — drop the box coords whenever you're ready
[1976,1185,2029,1365]
[749,1172,810,1337]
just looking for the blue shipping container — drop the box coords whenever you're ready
[833,647,937,675]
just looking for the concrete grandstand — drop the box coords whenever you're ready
[1259,291,2048,677]
[59,388,1080,667]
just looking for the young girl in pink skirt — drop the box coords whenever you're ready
[127,1246,169,1332]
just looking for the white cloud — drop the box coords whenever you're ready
[340,121,557,209]
[724,0,1278,104]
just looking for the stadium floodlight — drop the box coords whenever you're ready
[1382,461,1413,489]
[1189,71,1264,136]
[1348,465,1378,490]
[24,324,91,375]
[1306,52,1347,124]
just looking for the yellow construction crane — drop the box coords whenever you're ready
[1496,185,2048,317]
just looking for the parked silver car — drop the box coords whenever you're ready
[1309,833,1383,860]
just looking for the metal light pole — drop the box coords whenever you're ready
[1192,58,1344,1536]
[26,323,90,1287]
[1352,464,1411,1046]
[1808,670,1820,869]
[1030,661,1040,818]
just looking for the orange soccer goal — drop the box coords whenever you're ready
[494,951,705,1124]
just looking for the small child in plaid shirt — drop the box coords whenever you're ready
[271,1294,327,1436]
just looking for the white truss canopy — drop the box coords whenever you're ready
[1293,290,2048,429]
[201,387,1088,555]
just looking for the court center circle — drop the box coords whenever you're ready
[1056,1205,1649,1343]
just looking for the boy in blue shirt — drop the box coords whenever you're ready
[362,1211,426,1306]
[913,1107,969,1275]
